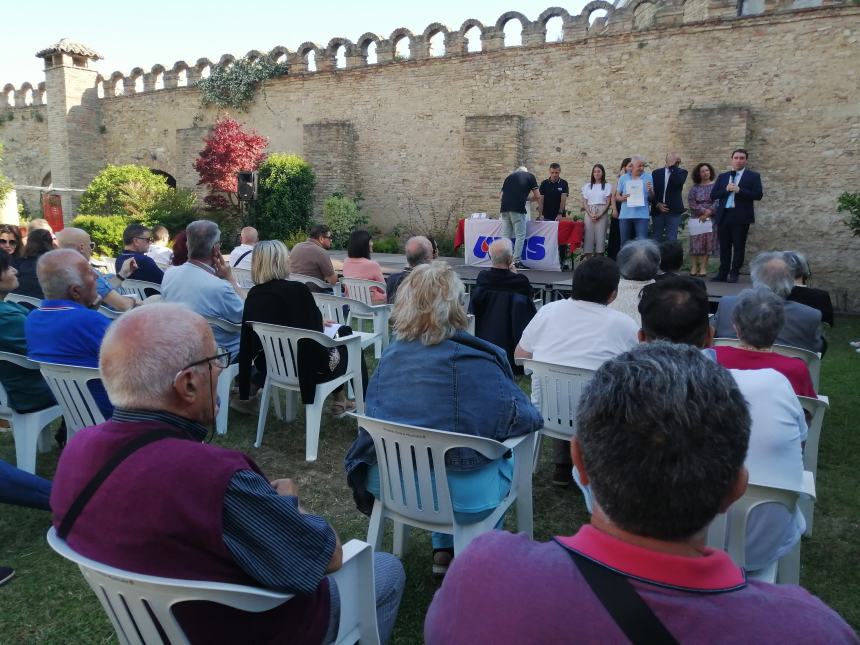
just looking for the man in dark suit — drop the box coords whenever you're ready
[650,152,688,243]
[710,149,764,283]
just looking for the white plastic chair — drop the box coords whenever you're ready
[340,277,386,307]
[47,528,381,645]
[232,267,254,288]
[712,338,821,390]
[355,414,535,557]
[0,352,62,474]
[291,273,342,296]
[313,293,384,358]
[5,293,42,310]
[706,471,815,585]
[36,362,106,443]
[118,279,162,299]
[201,316,242,436]
[98,305,124,319]
[466,313,475,336]
[797,394,829,535]
[248,322,365,461]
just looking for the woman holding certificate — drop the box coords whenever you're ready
[615,155,654,246]
[687,163,719,277]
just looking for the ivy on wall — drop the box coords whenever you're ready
[0,144,13,205]
[197,56,289,111]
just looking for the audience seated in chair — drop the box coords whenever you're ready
[345,261,542,575]
[783,250,834,328]
[161,220,245,360]
[712,252,824,354]
[234,240,364,418]
[469,238,536,374]
[342,230,387,304]
[24,249,113,419]
[288,225,339,291]
[10,229,55,299]
[228,226,258,271]
[515,256,638,487]
[385,236,433,304]
[115,223,164,285]
[146,225,173,266]
[49,304,404,644]
[654,239,706,291]
[424,342,855,644]
[639,277,807,572]
[608,238,659,325]
[714,287,816,398]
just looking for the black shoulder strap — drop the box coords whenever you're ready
[564,547,679,645]
[58,429,178,540]
[234,250,253,267]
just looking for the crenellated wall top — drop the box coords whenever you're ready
[1,0,852,104]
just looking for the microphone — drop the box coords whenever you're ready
[730,170,737,183]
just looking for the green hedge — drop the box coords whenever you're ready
[251,154,315,242]
[79,165,170,218]
[71,215,136,256]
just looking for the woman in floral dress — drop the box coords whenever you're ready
[687,162,719,277]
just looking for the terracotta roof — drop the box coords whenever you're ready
[36,39,103,60]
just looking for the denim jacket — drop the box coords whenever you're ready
[344,331,542,512]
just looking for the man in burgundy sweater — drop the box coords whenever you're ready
[51,304,404,643]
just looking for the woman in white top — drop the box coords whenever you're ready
[580,164,613,258]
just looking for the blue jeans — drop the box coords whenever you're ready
[0,459,51,510]
[324,552,405,644]
[651,213,682,242]
[500,212,528,262]
[619,218,649,247]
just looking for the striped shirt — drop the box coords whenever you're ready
[112,408,336,594]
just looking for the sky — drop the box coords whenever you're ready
[2,0,592,88]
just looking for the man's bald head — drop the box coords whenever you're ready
[36,248,97,304]
[56,227,93,260]
[488,238,513,268]
[404,236,433,268]
[240,227,259,244]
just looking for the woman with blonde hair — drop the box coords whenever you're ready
[345,261,542,575]
[234,240,360,417]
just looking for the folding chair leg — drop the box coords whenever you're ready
[254,385,272,448]
[12,416,40,475]
[393,522,410,559]
[367,502,384,551]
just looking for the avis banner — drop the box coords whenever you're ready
[464,219,560,271]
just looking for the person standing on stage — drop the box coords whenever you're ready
[710,149,764,283]
[616,156,654,247]
[650,152,688,243]
[538,163,571,269]
[607,158,631,260]
[580,164,613,260]
[500,166,539,270]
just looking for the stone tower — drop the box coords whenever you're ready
[36,39,106,219]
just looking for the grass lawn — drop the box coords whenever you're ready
[1,316,858,643]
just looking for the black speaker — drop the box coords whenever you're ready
[237,171,258,201]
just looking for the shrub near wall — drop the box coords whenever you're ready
[79,165,170,217]
[323,195,368,249]
[252,154,315,242]
[71,215,133,256]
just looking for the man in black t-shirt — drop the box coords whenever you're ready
[499,166,539,269]
[539,163,571,269]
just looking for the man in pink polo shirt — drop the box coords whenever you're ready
[425,343,856,644]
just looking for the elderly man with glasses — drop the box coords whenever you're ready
[115,223,165,285]
[50,303,405,643]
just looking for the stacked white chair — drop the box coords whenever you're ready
[5,293,42,310]
[0,352,62,474]
[248,322,364,461]
[117,279,162,300]
[47,528,382,645]
[200,316,242,436]
[355,414,534,557]
[36,362,105,443]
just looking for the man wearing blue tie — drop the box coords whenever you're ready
[710,149,764,283]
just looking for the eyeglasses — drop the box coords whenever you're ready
[179,347,230,372]
[89,242,96,250]
[0,239,18,247]
[134,236,154,243]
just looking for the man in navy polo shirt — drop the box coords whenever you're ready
[25,249,113,418]
[538,162,570,269]
[115,224,164,285]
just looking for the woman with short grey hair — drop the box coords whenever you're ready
[608,239,660,325]
[783,250,835,328]
[714,287,816,397]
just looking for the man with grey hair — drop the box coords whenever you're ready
[608,238,660,325]
[426,341,855,643]
[50,304,405,644]
[783,250,835,328]
[24,249,113,418]
[499,166,539,269]
[161,220,245,358]
[385,235,433,304]
[712,251,823,353]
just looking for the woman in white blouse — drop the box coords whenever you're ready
[580,164,613,259]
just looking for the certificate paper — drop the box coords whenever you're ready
[625,180,645,207]
[688,218,713,236]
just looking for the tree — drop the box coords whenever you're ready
[251,154,316,242]
[0,144,15,208]
[78,165,170,217]
[194,117,267,214]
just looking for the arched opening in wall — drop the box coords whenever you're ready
[2,89,12,108]
[134,76,144,93]
[335,45,347,69]
[150,169,177,189]
[465,26,482,52]
[738,0,765,13]
[176,68,188,87]
[200,65,211,79]
[38,88,47,105]
[545,16,564,42]
[366,41,378,64]
[587,8,608,27]
[394,37,411,60]
[306,51,317,71]
[503,19,523,47]
[41,172,52,188]
[23,88,33,106]
[429,32,446,57]
[113,80,124,97]
[275,53,287,66]
[154,72,164,90]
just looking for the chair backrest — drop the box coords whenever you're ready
[36,362,105,433]
[290,273,331,290]
[522,359,594,441]
[118,279,162,300]
[313,292,380,326]
[201,314,242,334]
[0,351,38,415]
[46,527,291,645]
[5,293,42,310]
[248,322,334,387]
[232,267,254,288]
[797,395,829,476]
[354,414,509,527]
[98,305,123,319]
[772,343,822,390]
[340,277,386,306]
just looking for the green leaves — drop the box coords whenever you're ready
[251,154,316,242]
[197,57,288,111]
[837,192,860,237]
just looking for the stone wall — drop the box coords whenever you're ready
[1,0,859,309]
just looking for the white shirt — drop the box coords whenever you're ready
[728,368,808,571]
[146,244,172,266]
[228,244,255,270]
[581,182,613,206]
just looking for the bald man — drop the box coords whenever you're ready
[228,227,259,270]
[474,238,533,299]
[385,235,433,304]
[25,249,113,418]
[56,227,136,312]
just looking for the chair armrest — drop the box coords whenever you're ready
[329,332,363,348]
[328,539,380,645]
[801,470,816,500]
[501,434,532,451]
